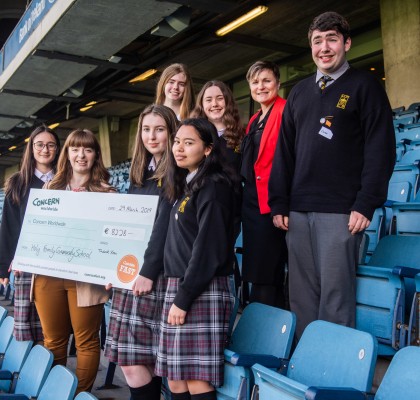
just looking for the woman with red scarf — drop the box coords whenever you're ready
[240,61,288,308]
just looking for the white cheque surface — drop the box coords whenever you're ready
[13,189,159,289]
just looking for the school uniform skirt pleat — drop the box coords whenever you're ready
[155,276,235,387]
[14,272,43,342]
[104,273,167,366]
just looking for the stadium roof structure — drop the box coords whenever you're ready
[0,0,381,169]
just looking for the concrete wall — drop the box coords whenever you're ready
[381,0,420,108]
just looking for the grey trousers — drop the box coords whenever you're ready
[287,212,363,339]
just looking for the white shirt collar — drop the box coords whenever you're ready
[35,168,54,183]
[186,169,198,184]
[148,158,157,171]
[316,61,350,84]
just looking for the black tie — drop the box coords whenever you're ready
[319,75,332,90]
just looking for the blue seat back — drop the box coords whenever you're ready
[391,202,420,235]
[364,208,385,260]
[375,346,420,400]
[14,344,54,397]
[387,181,412,203]
[0,316,14,354]
[217,304,295,400]
[389,164,419,201]
[408,273,420,346]
[367,235,420,268]
[395,142,405,162]
[287,320,377,392]
[0,338,33,391]
[75,392,99,400]
[356,265,404,355]
[399,148,420,165]
[228,303,295,358]
[396,126,420,142]
[0,305,7,325]
[38,365,78,400]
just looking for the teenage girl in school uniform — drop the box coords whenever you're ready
[155,118,236,400]
[0,126,60,343]
[155,63,195,121]
[105,104,178,400]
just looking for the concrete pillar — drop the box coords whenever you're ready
[380,0,420,108]
[127,117,139,160]
[98,117,112,168]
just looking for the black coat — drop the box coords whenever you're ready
[0,175,44,278]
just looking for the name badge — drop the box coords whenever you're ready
[318,126,333,140]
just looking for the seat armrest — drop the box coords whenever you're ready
[230,353,287,369]
[0,370,13,380]
[305,387,372,400]
[393,266,420,278]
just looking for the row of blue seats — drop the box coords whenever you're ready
[0,310,97,400]
[393,102,420,131]
[107,160,131,194]
[201,302,419,400]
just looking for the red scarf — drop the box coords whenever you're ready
[246,96,286,214]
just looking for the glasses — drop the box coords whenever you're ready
[33,142,57,151]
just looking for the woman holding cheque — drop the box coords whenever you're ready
[33,128,114,394]
[105,104,178,400]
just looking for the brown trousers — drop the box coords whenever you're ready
[34,276,104,393]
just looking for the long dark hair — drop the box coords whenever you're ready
[165,118,233,202]
[48,129,112,192]
[130,104,178,187]
[191,80,244,150]
[4,125,61,205]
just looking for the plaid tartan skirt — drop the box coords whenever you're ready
[14,272,43,342]
[104,273,167,366]
[155,276,235,387]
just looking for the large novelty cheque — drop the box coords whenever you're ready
[13,189,158,289]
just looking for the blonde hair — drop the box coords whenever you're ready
[155,63,195,120]
[48,129,113,192]
[130,104,178,187]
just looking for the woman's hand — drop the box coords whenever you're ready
[132,275,153,296]
[168,304,187,326]
[105,283,113,291]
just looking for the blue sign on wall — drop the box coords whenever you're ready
[3,0,57,71]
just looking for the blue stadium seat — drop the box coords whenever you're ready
[305,345,420,400]
[0,306,7,325]
[74,392,98,400]
[388,164,419,201]
[0,317,14,356]
[251,320,377,400]
[395,142,405,162]
[0,338,32,391]
[399,148,420,165]
[357,235,420,354]
[0,365,78,400]
[356,265,405,355]
[407,273,420,346]
[0,344,53,398]
[364,207,385,262]
[216,303,295,400]
[392,106,405,116]
[391,202,420,235]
